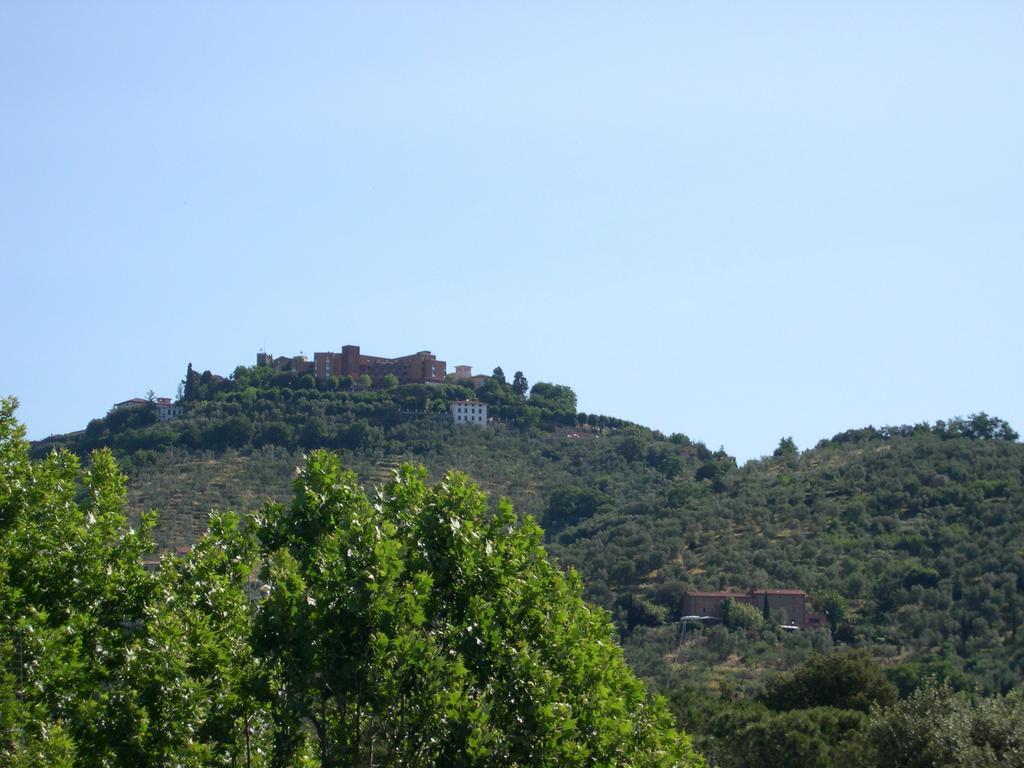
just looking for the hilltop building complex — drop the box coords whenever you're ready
[258,345,487,387]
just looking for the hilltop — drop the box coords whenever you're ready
[37,359,670,548]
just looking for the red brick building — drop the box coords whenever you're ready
[682,588,808,627]
[312,345,446,385]
[258,345,446,385]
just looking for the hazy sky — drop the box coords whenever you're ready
[2,2,1022,462]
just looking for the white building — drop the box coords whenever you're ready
[451,399,487,426]
[155,397,184,422]
[111,396,183,422]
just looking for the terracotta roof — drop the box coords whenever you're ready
[687,589,807,598]
[685,591,740,598]
[112,398,151,408]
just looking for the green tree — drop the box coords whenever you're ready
[720,598,763,630]
[254,451,703,767]
[184,362,199,401]
[476,377,516,409]
[528,382,577,414]
[492,366,506,385]
[1,398,272,766]
[511,370,528,398]
[773,436,797,457]
[858,682,1024,768]
[0,397,158,766]
[544,487,610,533]
[821,590,847,636]
[943,412,1019,441]
[724,705,866,768]
[759,650,896,714]
[126,511,266,767]
[694,458,733,493]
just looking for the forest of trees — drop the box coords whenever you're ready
[671,649,1024,767]
[18,361,1024,766]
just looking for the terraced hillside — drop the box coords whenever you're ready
[43,367,1024,696]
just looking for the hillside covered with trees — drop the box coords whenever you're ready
[25,363,1024,766]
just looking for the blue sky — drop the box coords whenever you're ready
[2,2,1021,462]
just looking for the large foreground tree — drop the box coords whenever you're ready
[255,451,702,766]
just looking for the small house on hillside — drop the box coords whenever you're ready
[155,397,184,421]
[111,398,151,411]
[451,400,487,426]
[111,396,183,422]
[682,588,810,627]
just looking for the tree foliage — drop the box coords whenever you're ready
[859,681,1024,768]
[528,382,577,416]
[759,650,897,713]
[47,363,1024,703]
[720,598,763,631]
[1,397,702,767]
[512,371,529,398]
[254,451,702,766]
[0,396,265,766]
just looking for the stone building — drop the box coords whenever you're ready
[682,588,808,627]
[451,364,490,388]
[110,396,183,422]
[260,345,445,385]
[314,345,446,385]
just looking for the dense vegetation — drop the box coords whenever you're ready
[27,363,1024,765]
[671,649,1024,767]
[1,397,702,766]
[63,363,589,462]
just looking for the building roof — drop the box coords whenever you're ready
[686,589,807,598]
[685,591,742,598]
[452,399,485,405]
[112,398,151,409]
